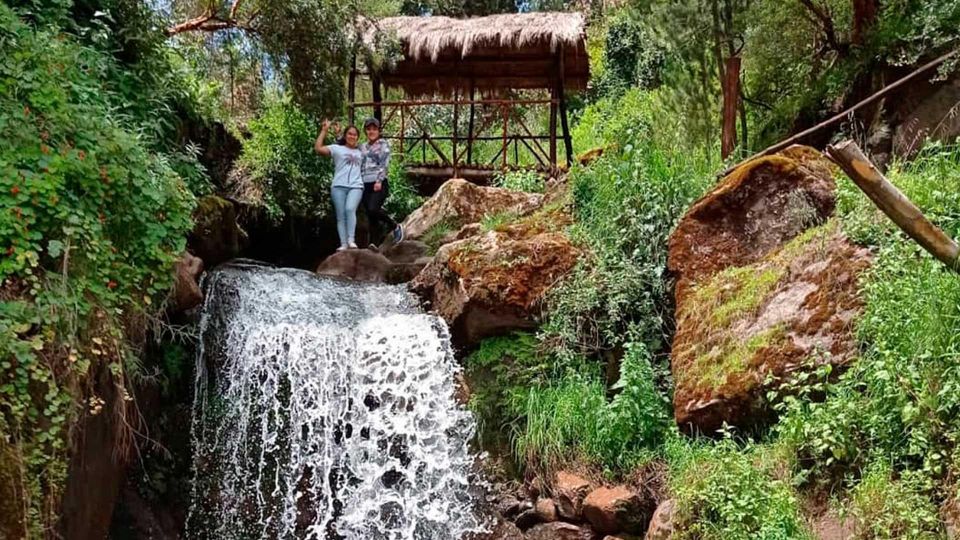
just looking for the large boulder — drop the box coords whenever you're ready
[668,147,871,432]
[582,485,653,535]
[189,195,247,267]
[410,201,577,347]
[396,178,544,246]
[316,249,394,282]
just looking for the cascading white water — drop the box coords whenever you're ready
[187,262,486,539]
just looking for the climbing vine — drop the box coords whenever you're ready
[0,5,197,534]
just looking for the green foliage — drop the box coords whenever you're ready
[240,93,332,221]
[492,169,544,193]
[421,220,457,255]
[510,343,672,473]
[0,4,200,533]
[666,436,812,540]
[593,8,665,97]
[465,333,547,448]
[384,158,423,221]
[480,210,519,232]
[774,146,960,494]
[547,89,715,361]
[846,461,944,539]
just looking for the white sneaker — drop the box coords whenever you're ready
[348,241,359,249]
[336,245,348,252]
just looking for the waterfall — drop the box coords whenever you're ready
[187,262,485,539]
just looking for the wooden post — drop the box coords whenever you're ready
[453,89,460,177]
[721,54,741,159]
[549,62,559,169]
[347,55,357,126]
[372,75,383,123]
[501,103,508,170]
[558,47,573,167]
[826,140,960,271]
[399,103,405,157]
[467,82,476,165]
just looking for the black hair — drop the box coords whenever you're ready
[336,125,361,146]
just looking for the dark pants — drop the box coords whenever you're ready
[362,180,397,242]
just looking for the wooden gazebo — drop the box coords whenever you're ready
[353,12,589,185]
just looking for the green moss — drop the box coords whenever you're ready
[481,210,519,232]
[693,325,788,389]
[421,219,458,255]
[696,266,785,327]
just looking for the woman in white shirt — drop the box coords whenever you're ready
[315,119,363,250]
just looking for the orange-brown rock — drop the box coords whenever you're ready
[582,485,653,535]
[668,147,871,432]
[399,178,544,244]
[644,499,675,540]
[169,252,204,313]
[316,249,394,282]
[553,471,593,521]
[535,498,559,523]
[669,145,836,305]
[526,522,595,540]
[410,213,578,347]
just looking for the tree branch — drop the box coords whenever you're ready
[165,0,253,37]
[797,0,845,54]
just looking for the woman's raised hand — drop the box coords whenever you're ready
[321,118,331,130]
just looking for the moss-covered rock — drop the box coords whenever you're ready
[668,147,871,432]
[410,201,577,348]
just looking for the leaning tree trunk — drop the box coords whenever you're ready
[826,140,960,272]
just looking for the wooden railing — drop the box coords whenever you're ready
[350,97,570,175]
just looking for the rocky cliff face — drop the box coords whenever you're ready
[668,146,871,432]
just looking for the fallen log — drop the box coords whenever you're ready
[825,140,960,271]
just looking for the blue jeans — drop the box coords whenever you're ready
[331,186,363,246]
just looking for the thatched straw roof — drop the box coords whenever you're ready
[374,12,586,62]
[364,12,589,95]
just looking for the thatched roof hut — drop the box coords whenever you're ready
[365,12,589,96]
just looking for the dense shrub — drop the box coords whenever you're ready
[546,90,714,361]
[775,145,960,488]
[505,343,673,474]
[666,436,811,540]
[0,5,198,533]
[847,462,944,539]
[239,94,333,221]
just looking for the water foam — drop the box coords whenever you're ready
[187,263,484,539]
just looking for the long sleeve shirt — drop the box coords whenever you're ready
[360,138,391,184]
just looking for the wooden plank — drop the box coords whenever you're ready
[558,47,573,167]
[826,140,959,271]
[467,82,476,165]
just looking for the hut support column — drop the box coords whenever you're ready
[453,89,460,178]
[348,54,357,126]
[549,69,559,170]
[558,48,573,167]
[467,82,476,166]
[372,75,383,123]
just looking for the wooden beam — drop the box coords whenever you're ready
[826,140,959,271]
[347,55,357,126]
